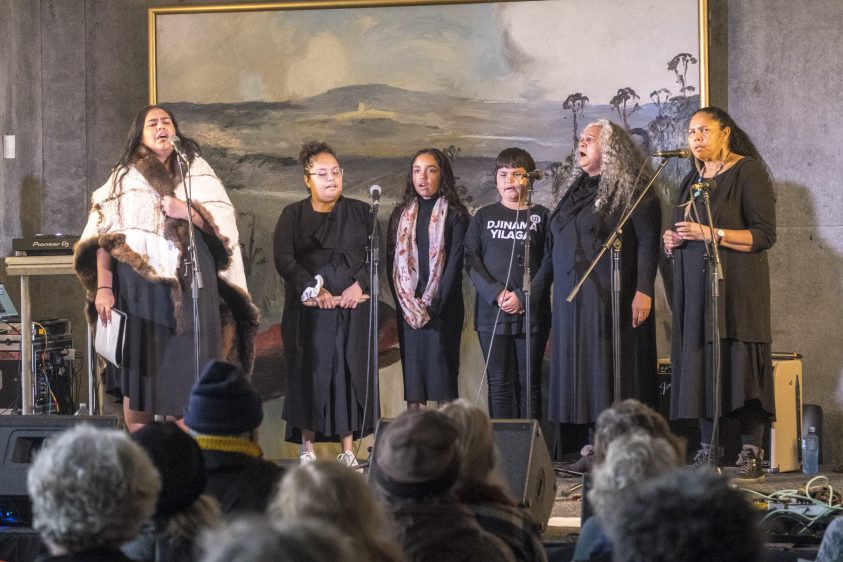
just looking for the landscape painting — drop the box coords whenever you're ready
[150,0,707,411]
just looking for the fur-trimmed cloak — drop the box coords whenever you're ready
[74,147,259,373]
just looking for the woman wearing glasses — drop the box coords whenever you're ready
[387,148,469,410]
[274,141,374,465]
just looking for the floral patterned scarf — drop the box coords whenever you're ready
[393,197,449,329]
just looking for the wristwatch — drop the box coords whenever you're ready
[716,228,726,245]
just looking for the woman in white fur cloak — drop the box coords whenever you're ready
[74,105,259,430]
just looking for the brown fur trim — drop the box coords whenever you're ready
[191,201,233,272]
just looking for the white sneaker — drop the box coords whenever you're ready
[300,451,316,464]
[337,451,359,468]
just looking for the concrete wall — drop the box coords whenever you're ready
[2,0,842,461]
[714,0,843,463]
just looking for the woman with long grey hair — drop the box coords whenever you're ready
[535,120,661,430]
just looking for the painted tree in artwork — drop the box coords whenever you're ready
[609,87,641,130]
[668,53,698,97]
[562,93,589,148]
[650,88,672,117]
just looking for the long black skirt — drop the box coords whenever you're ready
[106,234,221,416]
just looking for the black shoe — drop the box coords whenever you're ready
[734,446,764,480]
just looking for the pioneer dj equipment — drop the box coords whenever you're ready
[12,234,79,255]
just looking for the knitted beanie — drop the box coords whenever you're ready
[183,360,263,435]
[132,422,206,519]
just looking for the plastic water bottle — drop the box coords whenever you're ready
[802,426,819,475]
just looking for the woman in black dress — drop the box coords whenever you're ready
[274,141,374,466]
[464,147,551,419]
[388,148,469,410]
[539,120,660,427]
[664,107,776,478]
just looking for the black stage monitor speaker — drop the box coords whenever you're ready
[491,419,557,530]
[371,417,556,530]
[0,415,119,498]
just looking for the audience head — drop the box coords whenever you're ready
[593,399,685,465]
[199,516,350,562]
[184,360,263,436]
[27,425,161,554]
[589,432,683,523]
[608,469,764,562]
[441,399,505,488]
[132,421,207,520]
[372,409,460,500]
[270,460,400,561]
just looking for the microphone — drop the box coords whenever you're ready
[369,184,382,204]
[692,179,715,191]
[170,136,188,161]
[652,148,691,159]
[519,169,543,186]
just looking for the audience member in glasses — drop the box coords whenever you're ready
[274,141,375,466]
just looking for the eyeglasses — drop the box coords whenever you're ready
[307,168,344,179]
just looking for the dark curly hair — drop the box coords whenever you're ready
[298,141,337,174]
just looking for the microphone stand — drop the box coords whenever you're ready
[521,179,534,420]
[368,198,381,428]
[174,154,203,382]
[566,158,670,403]
[698,183,724,468]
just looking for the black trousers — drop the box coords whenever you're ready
[478,331,542,419]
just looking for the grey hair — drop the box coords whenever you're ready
[608,469,764,562]
[593,399,685,465]
[562,119,653,214]
[27,425,161,552]
[269,460,401,562]
[588,433,683,523]
[198,516,352,562]
[441,399,507,489]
